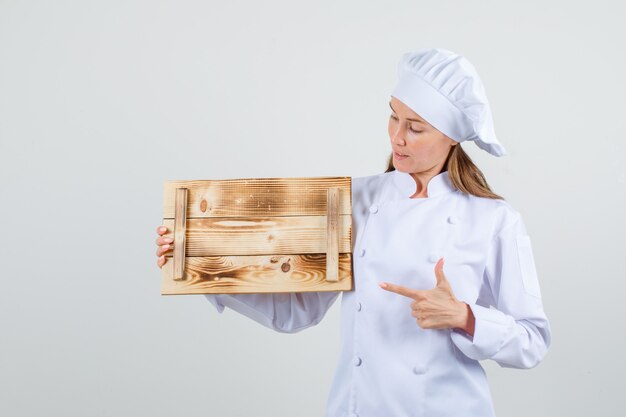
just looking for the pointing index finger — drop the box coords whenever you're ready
[379,282,419,299]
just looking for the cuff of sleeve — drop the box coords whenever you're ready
[204,294,225,314]
[450,303,513,360]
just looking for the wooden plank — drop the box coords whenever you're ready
[161,176,353,294]
[161,253,353,295]
[173,188,188,280]
[326,187,339,282]
[161,215,351,256]
[163,177,351,218]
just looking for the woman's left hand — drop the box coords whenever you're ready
[379,258,475,335]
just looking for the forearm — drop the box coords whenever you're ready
[205,291,340,333]
[450,302,551,369]
[453,301,475,337]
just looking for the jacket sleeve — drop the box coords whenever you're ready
[204,291,341,334]
[450,213,552,369]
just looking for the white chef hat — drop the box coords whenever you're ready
[391,48,507,157]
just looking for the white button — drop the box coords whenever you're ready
[369,204,378,214]
[353,356,362,366]
[413,364,426,374]
[447,215,458,224]
[428,253,440,263]
[359,248,366,257]
[356,302,362,311]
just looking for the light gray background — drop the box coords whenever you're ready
[1,1,624,416]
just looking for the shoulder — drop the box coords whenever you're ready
[351,171,392,198]
[350,171,393,214]
[462,193,526,239]
[352,171,391,188]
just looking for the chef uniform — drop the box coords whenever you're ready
[203,48,551,417]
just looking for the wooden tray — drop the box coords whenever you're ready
[161,176,353,295]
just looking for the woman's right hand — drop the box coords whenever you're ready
[155,225,174,269]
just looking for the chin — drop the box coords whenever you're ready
[392,162,410,172]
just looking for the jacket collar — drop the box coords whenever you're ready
[391,169,457,199]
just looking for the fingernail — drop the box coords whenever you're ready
[379,282,388,289]
[160,227,166,232]
[164,237,174,243]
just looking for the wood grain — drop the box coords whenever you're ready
[161,215,351,256]
[161,176,353,294]
[163,177,352,218]
[173,188,188,280]
[161,253,353,294]
[326,187,339,282]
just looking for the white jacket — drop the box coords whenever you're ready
[204,169,552,417]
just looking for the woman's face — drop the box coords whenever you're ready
[388,96,458,174]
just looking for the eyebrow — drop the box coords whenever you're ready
[389,101,427,125]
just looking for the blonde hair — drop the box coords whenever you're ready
[384,144,505,200]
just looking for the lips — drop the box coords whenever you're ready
[394,151,408,157]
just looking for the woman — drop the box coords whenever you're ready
[155,48,551,417]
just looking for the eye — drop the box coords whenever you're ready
[390,114,422,133]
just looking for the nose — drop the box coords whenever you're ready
[391,125,406,145]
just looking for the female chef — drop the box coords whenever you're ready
[155,48,551,417]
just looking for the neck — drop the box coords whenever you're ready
[409,167,445,199]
